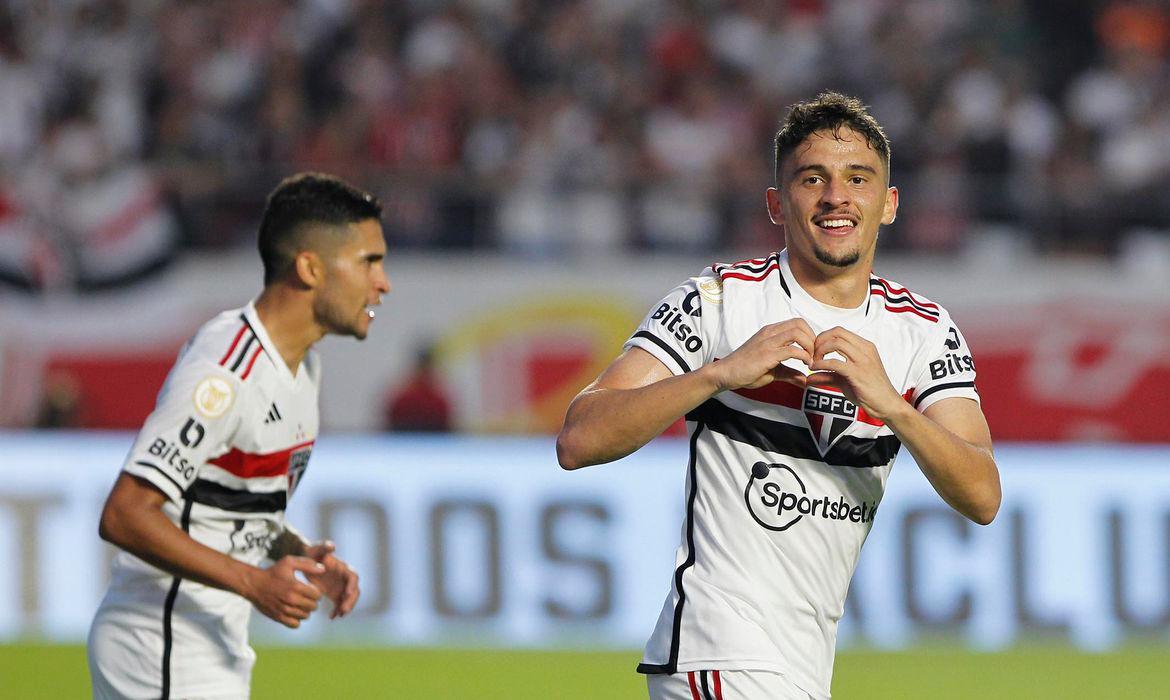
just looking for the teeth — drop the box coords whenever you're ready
[366,309,375,319]
[821,219,853,228]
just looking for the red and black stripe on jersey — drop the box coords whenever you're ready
[217,315,266,380]
[869,277,939,323]
[732,381,911,427]
[687,398,901,469]
[712,253,782,283]
[185,440,316,513]
[689,671,724,700]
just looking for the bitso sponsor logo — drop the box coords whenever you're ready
[650,303,702,352]
[193,376,234,418]
[945,326,962,350]
[744,462,878,532]
[929,352,975,380]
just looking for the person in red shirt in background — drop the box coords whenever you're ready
[384,343,453,432]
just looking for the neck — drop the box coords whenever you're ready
[254,285,324,373]
[786,250,872,308]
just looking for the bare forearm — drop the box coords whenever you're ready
[885,404,1000,524]
[557,366,722,469]
[100,502,259,596]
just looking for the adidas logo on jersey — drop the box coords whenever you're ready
[263,403,282,424]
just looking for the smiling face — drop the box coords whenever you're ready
[767,127,898,275]
[311,218,390,340]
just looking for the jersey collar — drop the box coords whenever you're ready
[776,249,876,332]
[241,300,298,383]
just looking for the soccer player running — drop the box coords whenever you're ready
[88,173,389,699]
[557,93,1000,700]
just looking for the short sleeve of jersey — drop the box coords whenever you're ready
[623,273,717,375]
[910,313,981,412]
[121,357,244,502]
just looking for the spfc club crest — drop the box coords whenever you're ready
[287,445,312,495]
[803,386,857,455]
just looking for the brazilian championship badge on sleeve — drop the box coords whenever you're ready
[193,376,235,419]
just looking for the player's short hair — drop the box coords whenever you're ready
[257,172,382,285]
[773,92,891,184]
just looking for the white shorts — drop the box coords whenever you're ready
[88,575,255,700]
[647,670,816,700]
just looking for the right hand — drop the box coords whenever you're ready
[707,318,816,391]
[244,556,324,628]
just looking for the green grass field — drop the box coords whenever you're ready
[2,644,1164,698]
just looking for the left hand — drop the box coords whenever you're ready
[303,541,360,619]
[806,326,906,422]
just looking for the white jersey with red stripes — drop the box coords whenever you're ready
[88,300,319,699]
[628,249,979,699]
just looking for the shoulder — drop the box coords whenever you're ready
[166,307,253,397]
[869,273,953,331]
[652,267,723,312]
[183,307,254,366]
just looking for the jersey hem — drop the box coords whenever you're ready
[626,334,690,375]
[915,386,980,413]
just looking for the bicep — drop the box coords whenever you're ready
[100,473,172,544]
[922,397,993,452]
[588,346,676,392]
[106,472,170,513]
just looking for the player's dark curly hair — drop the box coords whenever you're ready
[257,172,382,285]
[773,92,891,185]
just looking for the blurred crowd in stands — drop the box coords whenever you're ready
[1,0,1168,291]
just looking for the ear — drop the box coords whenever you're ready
[293,250,325,288]
[765,187,784,226]
[881,186,899,225]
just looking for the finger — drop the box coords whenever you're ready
[285,581,322,609]
[339,572,360,617]
[296,581,323,601]
[812,338,855,366]
[277,610,303,628]
[780,341,813,365]
[334,588,359,619]
[306,541,337,560]
[775,322,816,355]
[775,317,815,339]
[328,568,359,619]
[791,325,817,353]
[285,593,319,617]
[285,601,313,620]
[808,357,850,381]
[815,327,869,360]
[770,364,808,388]
[287,556,327,576]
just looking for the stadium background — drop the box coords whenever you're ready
[1,0,1168,697]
